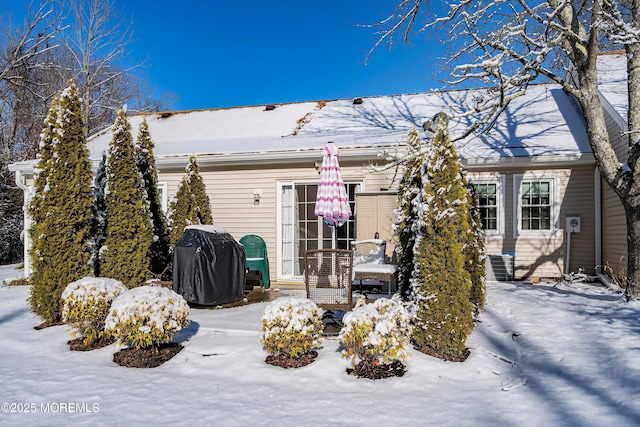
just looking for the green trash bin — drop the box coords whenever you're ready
[239,234,270,289]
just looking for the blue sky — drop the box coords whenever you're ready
[6,1,448,111]
[124,1,450,110]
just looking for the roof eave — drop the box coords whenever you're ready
[153,145,402,169]
[8,149,595,175]
[463,152,595,168]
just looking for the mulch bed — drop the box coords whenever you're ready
[347,360,406,380]
[414,345,470,362]
[34,320,65,330]
[265,351,318,368]
[68,336,115,351]
[113,343,184,368]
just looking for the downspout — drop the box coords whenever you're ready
[14,170,31,278]
[594,168,602,275]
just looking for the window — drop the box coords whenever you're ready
[469,175,503,236]
[520,180,551,230]
[514,174,558,236]
[157,182,168,212]
[472,183,498,231]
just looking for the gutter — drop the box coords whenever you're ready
[9,146,595,173]
[462,153,596,168]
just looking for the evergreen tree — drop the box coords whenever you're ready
[28,95,60,321]
[100,107,153,288]
[28,96,58,225]
[168,156,213,246]
[28,83,96,322]
[465,184,486,315]
[393,127,428,300]
[411,112,474,361]
[91,152,107,276]
[135,118,170,275]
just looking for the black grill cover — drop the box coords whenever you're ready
[172,225,246,305]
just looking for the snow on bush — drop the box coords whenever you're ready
[104,286,190,350]
[339,297,411,368]
[260,298,323,359]
[61,276,128,344]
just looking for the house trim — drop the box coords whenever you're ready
[512,172,561,239]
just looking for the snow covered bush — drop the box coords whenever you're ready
[99,106,153,289]
[339,297,411,369]
[168,156,213,246]
[104,286,190,351]
[411,112,474,361]
[260,298,323,359]
[29,83,96,322]
[61,277,127,344]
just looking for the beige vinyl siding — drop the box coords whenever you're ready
[603,103,629,163]
[600,108,628,279]
[158,159,397,283]
[355,192,398,261]
[601,177,627,276]
[470,165,596,279]
[157,159,598,282]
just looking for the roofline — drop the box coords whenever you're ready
[9,148,594,175]
[463,152,595,168]
[153,145,401,168]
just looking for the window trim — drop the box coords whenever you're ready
[468,174,504,238]
[513,173,559,238]
[276,179,363,282]
[157,181,168,213]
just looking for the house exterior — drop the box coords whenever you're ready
[595,51,631,280]
[12,77,617,284]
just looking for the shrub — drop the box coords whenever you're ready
[29,83,96,322]
[339,297,411,368]
[260,298,323,359]
[168,156,213,246]
[411,112,474,361]
[100,107,153,289]
[104,286,190,351]
[61,277,127,344]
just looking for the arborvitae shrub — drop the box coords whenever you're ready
[61,277,127,344]
[168,156,213,246]
[339,297,411,369]
[260,298,323,359]
[91,153,107,276]
[411,113,474,361]
[100,107,153,288]
[466,185,486,314]
[394,127,428,300]
[104,286,190,351]
[28,82,96,322]
[135,119,170,275]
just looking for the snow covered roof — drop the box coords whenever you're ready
[84,83,591,167]
[597,51,628,124]
[8,82,592,175]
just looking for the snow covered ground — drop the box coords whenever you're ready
[1,263,639,426]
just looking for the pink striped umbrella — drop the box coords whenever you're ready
[314,142,352,227]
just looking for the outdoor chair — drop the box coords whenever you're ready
[239,234,270,289]
[350,239,399,297]
[303,249,353,312]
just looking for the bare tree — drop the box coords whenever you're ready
[374,1,640,298]
[0,1,65,264]
[0,1,65,160]
[0,0,169,264]
[64,0,142,135]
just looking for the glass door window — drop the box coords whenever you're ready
[280,181,359,278]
